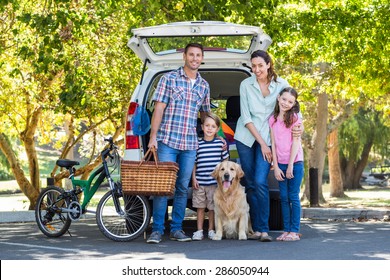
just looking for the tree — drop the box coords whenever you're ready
[339,107,389,189]
[258,0,389,202]
[0,0,137,209]
[328,129,345,197]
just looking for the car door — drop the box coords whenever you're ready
[127,21,272,70]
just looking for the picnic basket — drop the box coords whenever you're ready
[121,147,179,196]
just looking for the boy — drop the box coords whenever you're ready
[192,113,229,240]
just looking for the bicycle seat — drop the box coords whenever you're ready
[56,159,80,168]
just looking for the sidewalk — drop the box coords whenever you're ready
[1,184,390,224]
[1,207,389,224]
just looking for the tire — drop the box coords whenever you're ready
[35,186,72,237]
[96,189,151,242]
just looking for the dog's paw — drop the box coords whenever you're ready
[212,235,222,241]
[239,234,247,240]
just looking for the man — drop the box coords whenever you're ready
[147,43,210,243]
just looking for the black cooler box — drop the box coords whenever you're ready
[268,170,283,230]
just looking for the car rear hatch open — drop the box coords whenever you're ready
[127,21,272,70]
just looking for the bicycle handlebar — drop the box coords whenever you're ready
[101,137,118,161]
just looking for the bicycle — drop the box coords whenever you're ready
[35,137,151,242]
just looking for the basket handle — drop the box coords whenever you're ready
[139,146,159,168]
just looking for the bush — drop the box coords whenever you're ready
[0,170,15,180]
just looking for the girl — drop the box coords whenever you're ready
[269,87,304,241]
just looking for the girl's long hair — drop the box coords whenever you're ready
[272,87,300,128]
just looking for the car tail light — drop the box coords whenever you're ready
[125,102,140,149]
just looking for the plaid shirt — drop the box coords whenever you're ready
[153,67,210,150]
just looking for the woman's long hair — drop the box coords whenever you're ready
[251,50,278,83]
[272,87,300,128]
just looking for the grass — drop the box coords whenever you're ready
[302,184,390,209]
[33,146,62,178]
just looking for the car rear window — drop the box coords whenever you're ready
[147,35,254,55]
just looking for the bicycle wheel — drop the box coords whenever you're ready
[96,188,151,242]
[35,186,72,237]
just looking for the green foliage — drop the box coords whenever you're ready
[1,0,137,140]
[339,107,389,163]
[0,151,13,179]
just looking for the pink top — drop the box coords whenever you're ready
[269,114,304,164]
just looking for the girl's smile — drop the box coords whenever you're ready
[277,92,296,113]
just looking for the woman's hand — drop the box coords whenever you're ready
[261,144,272,163]
[292,124,303,138]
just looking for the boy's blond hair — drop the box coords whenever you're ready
[202,112,221,128]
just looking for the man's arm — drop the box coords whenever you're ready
[148,101,166,149]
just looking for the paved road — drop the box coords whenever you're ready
[2,218,389,280]
[1,218,390,260]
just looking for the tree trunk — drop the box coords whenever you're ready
[303,92,328,204]
[328,129,345,197]
[340,139,373,190]
[52,126,125,184]
[353,141,373,187]
[0,133,38,209]
[19,106,42,209]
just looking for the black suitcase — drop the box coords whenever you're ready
[240,169,283,230]
[268,170,283,230]
[269,190,283,230]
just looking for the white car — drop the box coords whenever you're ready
[123,21,280,227]
[124,21,271,160]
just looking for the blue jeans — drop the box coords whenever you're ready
[278,161,304,233]
[151,142,196,234]
[236,140,271,232]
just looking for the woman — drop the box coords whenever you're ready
[234,50,301,241]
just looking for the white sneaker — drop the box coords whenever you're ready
[192,230,204,241]
[208,230,216,239]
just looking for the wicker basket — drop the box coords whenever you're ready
[121,147,179,196]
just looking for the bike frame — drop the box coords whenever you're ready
[35,137,149,241]
[70,165,107,210]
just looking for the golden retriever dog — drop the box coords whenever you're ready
[211,161,251,240]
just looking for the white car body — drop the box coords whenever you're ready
[124,21,271,161]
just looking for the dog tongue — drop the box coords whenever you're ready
[223,181,231,189]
